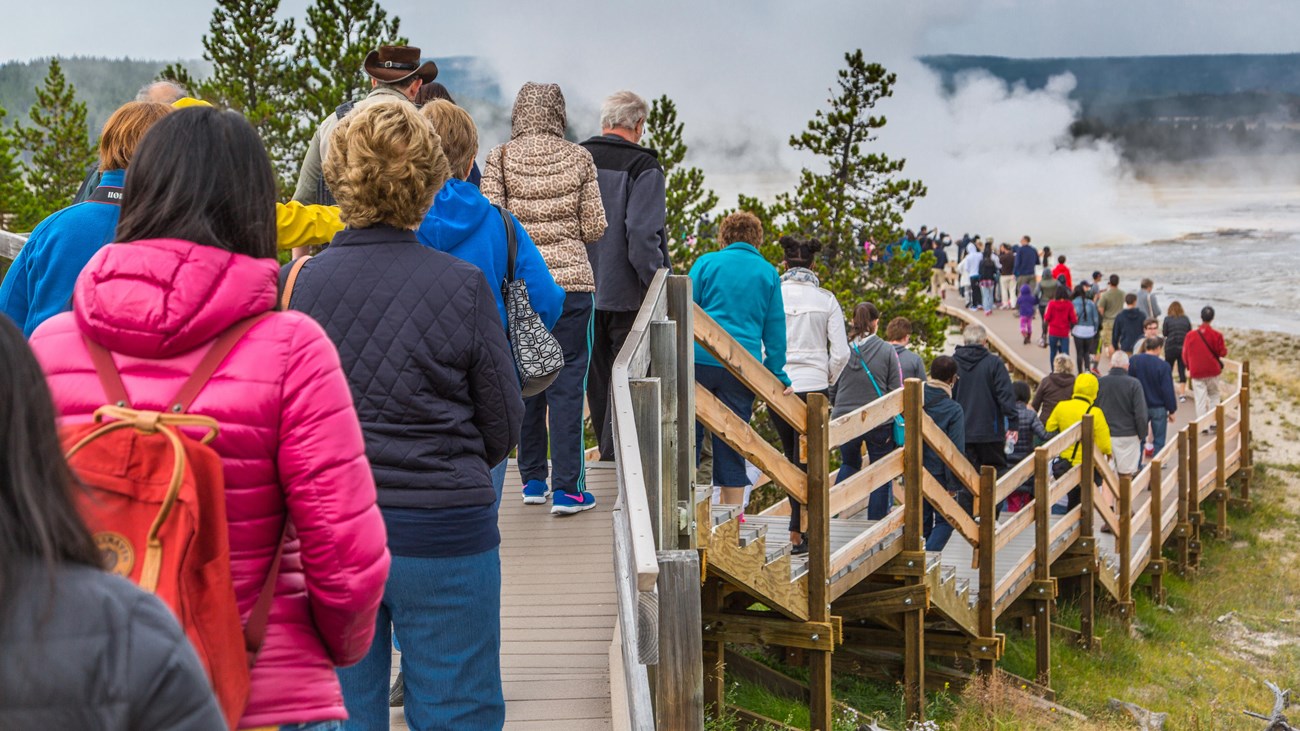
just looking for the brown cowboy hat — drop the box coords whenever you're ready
[363,45,438,85]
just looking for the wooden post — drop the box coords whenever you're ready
[1176,430,1192,576]
[902,379,926,720]
[1187,426,1202,568]
[804,393,833,731]
[1117,474,1133,629]
[666,276,697,548]
[1148,458,1167,604]
[1032,447,1052,686]
[1213,403,1229,539]
[1078,415,1096,650]
[978,465,997,676]
[650,321,679,550]
[1240,360,1253,502]
[632,379,664,544]
[656,550,704,731]
[701,579,725,718]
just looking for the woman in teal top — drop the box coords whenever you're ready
[689,211,790,507]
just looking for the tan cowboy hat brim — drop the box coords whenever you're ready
[363,51,438,84]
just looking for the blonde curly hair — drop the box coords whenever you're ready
[324,100,450,229]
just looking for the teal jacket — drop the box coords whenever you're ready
[690,242,790,386]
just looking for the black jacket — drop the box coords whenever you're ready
[922,384,966,491]
[284,226,523,509]
[1112,308,1147,353]
[580,134,669,311]
[0,563,225,730]
[952,344,1018,443]
[1096,368,1150,439]
[1163,315,1192,358]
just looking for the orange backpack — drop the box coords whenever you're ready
[63,314,281,730]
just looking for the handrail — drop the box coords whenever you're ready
[0,230,26,261]
[692,303,808,432]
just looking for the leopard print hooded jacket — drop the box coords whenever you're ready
[483,82,607,292]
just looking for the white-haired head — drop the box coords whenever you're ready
[136,80,189,104]
[962,323,988,346]
[1111,351,1130,369]
[600,90,648,133]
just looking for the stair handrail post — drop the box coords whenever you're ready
[1032,446,1052,686]
[1176,429,1191,575]
[1148,456,1166,604]
[804,392,834,731]
[1078,413,1096,650]
[901,378,925,720]
[1214,402,1228,537]
[977,464,997,676]
[1187,420,1202,567]
[1117,472,1133,629]
[666,275,696,549]
[1240,359,1252,502]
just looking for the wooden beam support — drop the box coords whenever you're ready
[694,383,808,504]
[1240,360,1253,502]
[701,579,725,718]
[656,551,704,730]
[834,583,930,621]
[901,379,926,722]
[1148,458,1167,604]
[977,465,997,676]
[1176,429,1191,575]
[1213,403,1230,539]
[631,378,664,546]
[1032,447,1052,687]
[701,613,837,652]
[1078,415,1096,650]
[804,393,833,731]
[666,276,697,549]
[1117,473,1133,631]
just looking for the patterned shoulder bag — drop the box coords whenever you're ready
[496,205,564,397]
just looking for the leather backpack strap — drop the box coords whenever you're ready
[170,312,273,414]
[84,336,131,407]
[280,255,313,311]
[495,205,518,283]
[244,522,289,658]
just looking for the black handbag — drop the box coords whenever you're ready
[496,205,564,397]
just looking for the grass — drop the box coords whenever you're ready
[718,465,1300,729]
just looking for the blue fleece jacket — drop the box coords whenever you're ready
[690,242,790,386]
[417,177,563,332]
[1013,244,1038,276]
[1129,353,1178,413]
[0,169,124,336]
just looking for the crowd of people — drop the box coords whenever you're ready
[0,42,1236,731]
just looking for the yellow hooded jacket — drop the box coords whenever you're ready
[171,98,343,250]
[1045,372,1112,465]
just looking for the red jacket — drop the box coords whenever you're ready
[1051,263,1073,291]
[1182,324,1227,379]
[1043,299,1079,338]
[30,239,390,728]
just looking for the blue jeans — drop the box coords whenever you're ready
[519,292,593,494]
[1048,335,1069,366]
[281,723,345,731]
[980,283,995,313]
[925,486,974,551]
[338,550,504,731]
[836,423,895,519]
[490,459,507,509]
[1149,406,1168,456]
[695,365,755,487]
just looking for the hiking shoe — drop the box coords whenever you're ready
[522,479,551,505]
[791,540,809,556]
[389,671,404,707]
[551,490,597,515]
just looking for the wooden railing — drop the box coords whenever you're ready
[0,230,26,262]
[609,270,703,730]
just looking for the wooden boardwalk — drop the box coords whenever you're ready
[390,463,619,730]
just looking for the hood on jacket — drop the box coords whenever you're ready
[1072,372,1100,402]
[582,133,659,159]
[1020,284,1032,297]
[511,82,566,139]
[953,343,995,370]
[419,177,494,251]
[73,238,278,359]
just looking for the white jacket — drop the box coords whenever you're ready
[780,274,850,392]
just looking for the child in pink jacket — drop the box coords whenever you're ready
[28,107,389,730]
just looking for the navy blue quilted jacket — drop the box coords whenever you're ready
[283,226,523,509]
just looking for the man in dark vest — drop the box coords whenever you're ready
[580,90,669,460]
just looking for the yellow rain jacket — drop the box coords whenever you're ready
[1045,372,1112,465]
[275,201,342,250]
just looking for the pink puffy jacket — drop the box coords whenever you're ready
[29,239,390,728]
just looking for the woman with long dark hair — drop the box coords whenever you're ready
[0,317,224,728]
[27,107,389,731]
[1163,300,1193,400]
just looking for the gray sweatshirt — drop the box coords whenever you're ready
[830,335,903,418]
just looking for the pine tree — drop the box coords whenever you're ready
[13,59,96,230]
[643,95,719,271]
[189,0,301,192]
[0,106,25,230]
[158,63,200,98]
[297,0,406,125]
[778,50,926,266]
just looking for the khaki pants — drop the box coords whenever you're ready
[1112,435,1142,475]
[1000,274,1017,306]
[931,268,945,297]
[1191,377,1222,420]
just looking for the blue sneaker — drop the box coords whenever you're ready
[522,479,551,505]
[551,490,596,515]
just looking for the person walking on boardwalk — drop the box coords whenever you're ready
[0,318,226,730]
[581,90,669,462]
[1136,277,1162,320]
[1016,283,1039,345]
[415,100,564,505]
[29,107,390,730]
[0,101,171,336]
[830,302,902,519]
[1163,300,1193,400]
[999,243,1017,309]
[1131,336,1178,456]
[978,245,999,315]
[1032,355,1077,424]
[1034,266,1061,347]
[1014,235,1038,292]
[1096,351,1149,476]
[1043,287,1077,367]
[1045,372,1113,512]
[1005,381,1051,511]
[1071,284,1101,375]
[952,323,1018,476]
[771,235,849,552]
[921,355,968,551]
[887,316,926,382]
[1052,254,1073,291]
[285,102,521,730]
[1097,274,1126,358]
[484,81,608,514]
[1112,293,1147,355]
[691,211,790,510]
[963,238,984,309]
[1182,305,1229,421]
